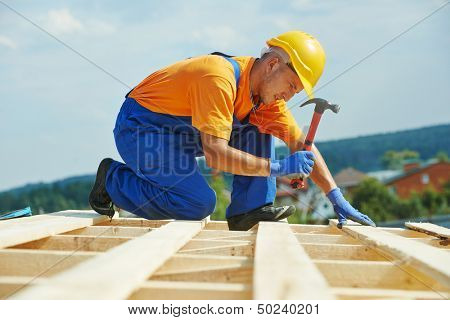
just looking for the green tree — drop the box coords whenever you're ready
[435,151,449,162]
[351,178,397,222]
[393,192,424,219]
[421,187,446,218]
[381,149,420,170]
[209,173,229,221]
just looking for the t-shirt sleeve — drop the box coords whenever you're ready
[248,100,303,146]
[188,75,235,140]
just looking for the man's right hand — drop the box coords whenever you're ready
[270,151,315,177]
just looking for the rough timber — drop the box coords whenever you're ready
[0,211,448,300]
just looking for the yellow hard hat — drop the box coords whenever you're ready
[267,30,326,99]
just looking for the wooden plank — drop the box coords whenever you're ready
[11,235,132,252]
[290,224,341,235]
[10,221,204,299]
[180,239,253,250]
[0,276,47,299]
[253,222,335,299]
[62,226,152,237]
[0,211,107,249]
[195,230,256,241]
[413,238,450,249]
[204,221,233,230]
[95,218,171,228]
[178,243,254,257]
[151,265,252,283]
[154,254,252,276]
[381,228,431,238]
[332,287,446,300]
[301,243,388,261]
[315,260,449,295]
[0,249,96,277]
[129,281,251,300]
[295,233,359,244]
[329,219,450,287]
[405,222,450,239]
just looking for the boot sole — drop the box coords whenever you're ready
[89,158,114,218]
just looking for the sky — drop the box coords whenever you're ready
[0,0,449,191]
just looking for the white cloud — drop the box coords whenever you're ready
[192,26,246,51]
[42,8,115,37]
[45,8,83,35]
[0,35,17,49]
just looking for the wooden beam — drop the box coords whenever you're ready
[129,281,251,300]
[381,228,431,238]
[204,221,232,230]
[151,264,253,283]
[315,260,448,296]
[0,249,96,277]
[295,233,359,244]
[180,239,253,250]
[405,222,450,239]
[95,218,171,228]
[253,222,335,299]
[195,230,256,241]
[301,243,388,261]
[329,219,450,287]
[11,235,132,252]
[0,276,47,299]
[11,221,204,299]
[62,226,152,237]
[412,238,450,249]
[290,224,341,235]
[154,254,252,276]
[0,211,107,249]
[178,243,254,257]
[332,287,446,300]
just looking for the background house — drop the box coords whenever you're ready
[385,160,450,199]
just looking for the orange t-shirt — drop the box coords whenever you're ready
[129,55,302,145]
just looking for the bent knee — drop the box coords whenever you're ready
[189,188,216,219]
[169,187,216,220]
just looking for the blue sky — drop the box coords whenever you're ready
[0,0,449,191]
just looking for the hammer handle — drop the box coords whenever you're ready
[290,112,323,189]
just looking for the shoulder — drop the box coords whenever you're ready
[186,55,234,79]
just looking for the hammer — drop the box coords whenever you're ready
[290,98,340,189]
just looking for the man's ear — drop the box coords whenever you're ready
[265,56,281,75]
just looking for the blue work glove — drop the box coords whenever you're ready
[326,188,376,228]
[270,151,315,177]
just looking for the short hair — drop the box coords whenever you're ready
[260,46,290,63]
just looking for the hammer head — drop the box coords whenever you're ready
[299,98,340,114]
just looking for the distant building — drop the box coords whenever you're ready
[385,160,450,199]
[367,169,402,183]
[333,167,368,193]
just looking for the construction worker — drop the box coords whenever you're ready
[89,30,376,230]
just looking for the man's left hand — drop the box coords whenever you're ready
[326,188,376,228]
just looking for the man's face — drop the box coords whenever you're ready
[258,58,304,105]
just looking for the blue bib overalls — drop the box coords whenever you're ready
[105,56,277,220]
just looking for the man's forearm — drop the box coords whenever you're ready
[205,144,271,176]
[201,132,271,176]
[289,140,336,193]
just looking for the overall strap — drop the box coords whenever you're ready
[209,52,241,89]
[210,52,252,124]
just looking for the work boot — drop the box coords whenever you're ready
[227,204,296,231]
[89,158,115,219]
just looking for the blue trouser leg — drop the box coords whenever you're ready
[226,123,276,218]
[105,98,216,220]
